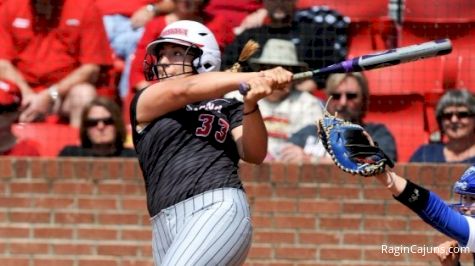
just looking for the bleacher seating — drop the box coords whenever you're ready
[396,0,475,136]
[348,20,398,58]
[3,0,472,163]
[365,57,445,96]
[399,22,475,53]
[400,0,475,93]
[404,0,475,23]
[366,94,429,162]
[365,56,447,134]
[457,54,475,91]
[12,123,79,157]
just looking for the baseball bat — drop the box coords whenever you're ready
[292,38,452,80]
[238,38,452,95]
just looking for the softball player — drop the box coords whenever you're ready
[130,20,292,265]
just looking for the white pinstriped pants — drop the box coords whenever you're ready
[150,188,253,266]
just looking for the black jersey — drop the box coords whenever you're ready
[130,88,245,217]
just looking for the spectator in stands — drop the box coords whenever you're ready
[284,72,397,164]
[128,0,234,96]
[0,0,113,128]
[410,89,475,163]
[241,39,323,161]
[59,97,135,157]
[0,80,40,156]
[96,0,176,98]
[205,0,262,34]
[221,0,348,91]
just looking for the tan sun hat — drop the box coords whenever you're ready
[249,38,308,71]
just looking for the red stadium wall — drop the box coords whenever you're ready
[0,157,472,266]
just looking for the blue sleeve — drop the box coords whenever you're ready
[417,192,470,246]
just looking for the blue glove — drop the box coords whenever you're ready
[318,111,394,177]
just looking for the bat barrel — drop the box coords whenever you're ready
[291,38,453,81]
[359,38,452,71]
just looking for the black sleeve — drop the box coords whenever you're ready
[393,179,430,213]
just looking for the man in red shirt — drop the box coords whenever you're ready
[95,0,175,98]
[0,0,113,127]
[0,80,40,156]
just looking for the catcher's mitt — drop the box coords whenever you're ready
[317,111,394,176]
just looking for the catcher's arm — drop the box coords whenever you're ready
[375,171,475,252]
[318,113,475,250]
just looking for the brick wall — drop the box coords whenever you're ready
[0,157,472,266]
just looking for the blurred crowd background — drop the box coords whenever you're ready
[1,0,474,164]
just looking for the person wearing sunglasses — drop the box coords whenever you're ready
[410,89,475,163]
[58,97,136,157]
[282,72,397,164]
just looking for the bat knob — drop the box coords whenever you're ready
[239,83,250,96]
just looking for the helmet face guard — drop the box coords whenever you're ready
[449,203,475,217]
[449,166,475,217]
[143,20,221,82]
[143,42,201,81]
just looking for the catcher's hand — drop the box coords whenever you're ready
[317,111,394,177]
[435,240,460,266]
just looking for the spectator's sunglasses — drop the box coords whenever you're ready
[441,111,475,120]
[84,117,114,128]
[330,92,358,100]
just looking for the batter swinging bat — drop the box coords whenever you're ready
[239,38,452,95]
